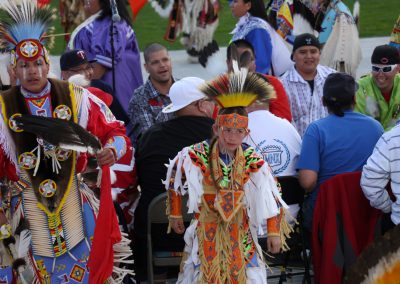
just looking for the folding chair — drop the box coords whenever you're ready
[146,192,191,284]
[266,176,312,284]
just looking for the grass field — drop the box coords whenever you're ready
[49,0,398,54]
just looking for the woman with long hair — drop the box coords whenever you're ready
[68,0,143,123]
[230,0,292,76]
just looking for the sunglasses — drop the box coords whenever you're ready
[371,64,397,73]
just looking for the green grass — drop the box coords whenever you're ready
[133,1,236,51]
[48,0,398,54]
[355,0,398,37]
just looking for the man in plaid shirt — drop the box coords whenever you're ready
[128,43,175,146]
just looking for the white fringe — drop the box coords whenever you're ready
[16,229,31,259]
[163,147,204,214]
[11,198,23,234]
[292,13,316,36]
[244,163,288,235]
[204,50,227,77]
[76,86,91,129]
[0,111,17,170]
[0,52,10,85]
[320,13,362,77]
[176,220,199,283]
[149,0,174,18]
[108,232,135,283]
[352,1,360,25]
[80,182,100,214]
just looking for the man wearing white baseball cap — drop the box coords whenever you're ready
[133,77,216,281]
[161,77,213,114]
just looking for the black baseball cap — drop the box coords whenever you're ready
[323,73,357,105]
[371,45,400,65]
[291,33,320,60]
[60,49,97,71]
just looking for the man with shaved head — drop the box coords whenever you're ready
[128,43,175,146]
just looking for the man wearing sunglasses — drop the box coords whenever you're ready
[355,45,400,130]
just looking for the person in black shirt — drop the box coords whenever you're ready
[133,77,215,282]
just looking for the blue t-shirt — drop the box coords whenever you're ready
[297,110,383,187]
[297,111,383,228]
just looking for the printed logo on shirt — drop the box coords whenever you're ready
[256,139,290,175]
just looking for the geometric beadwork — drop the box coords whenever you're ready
[39,179,57,198]
[53,105,72,121]
[69,264,85,282]
[18,152,37,170]
[8,113,23,132]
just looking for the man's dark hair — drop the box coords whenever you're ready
[322,73,356,117]
[143,43,168,63]
[227,39,255,61]
[322,97,354,117]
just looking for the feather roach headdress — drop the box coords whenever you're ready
[200,69,276,109]
[0,0,55,66]
[202,43,276,109]
[200,49,276,129]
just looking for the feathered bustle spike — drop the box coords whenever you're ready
[243,73,276,102]
[201,73,230,99]
[352,1,360,26]
[14,115,102,154]
[16,229,31,259]
[201,71,276,108]
[239,51,252,70]
[230,43,240,73]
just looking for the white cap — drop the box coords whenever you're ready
[162,77,206,113]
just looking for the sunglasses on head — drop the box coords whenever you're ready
[371,64,397,73]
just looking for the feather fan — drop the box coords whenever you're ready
[14,115,101,154]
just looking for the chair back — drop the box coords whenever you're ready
[147,192,192,230]
[146,192,192,284]
[312,171,381,284]
[277,176,305,205]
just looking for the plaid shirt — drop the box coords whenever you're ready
[128,77,175,144]
[280,65,335,136]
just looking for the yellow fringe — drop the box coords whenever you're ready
[279,208,295,252]
[166,192,172,234]
[197,210,247,284]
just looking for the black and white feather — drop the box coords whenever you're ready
[14,115,101,154]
